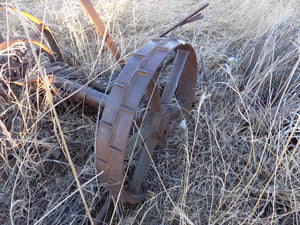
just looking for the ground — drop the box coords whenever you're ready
[0,0,299,224]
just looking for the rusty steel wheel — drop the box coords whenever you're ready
[96,37,197,204]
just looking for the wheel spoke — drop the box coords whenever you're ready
[170,97,191,122]
[161,50,189,105]
[126,122,156,157]
[146,77,163,113]
[0,32,4,43]
[128,135,158,194]
[159,138,168,150]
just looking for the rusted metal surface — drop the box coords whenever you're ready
[93,196,114,225]
[0,6,108,110]
[52,76,108,109]
[81,0,126,68]
[0,4,62,61]
[0,37,55,61]
[159,3,209,37]
[96,37,197,204]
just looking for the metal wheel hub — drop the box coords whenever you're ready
[157,108,176,140]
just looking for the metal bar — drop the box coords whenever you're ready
[159,3,209,37]
[81,0,125,68]
[128,136,158,194]
[52,76,108,109]
[0,32,4,43]
[161,50,189,104]
[93,196,114,225]
[0,37,55,62]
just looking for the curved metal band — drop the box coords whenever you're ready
[0,37,54,61]
[96,37,197,204]
[0,4,62,61]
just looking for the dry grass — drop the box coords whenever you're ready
[0,0,300,224]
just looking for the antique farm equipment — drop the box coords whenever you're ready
[0,1,208,224]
